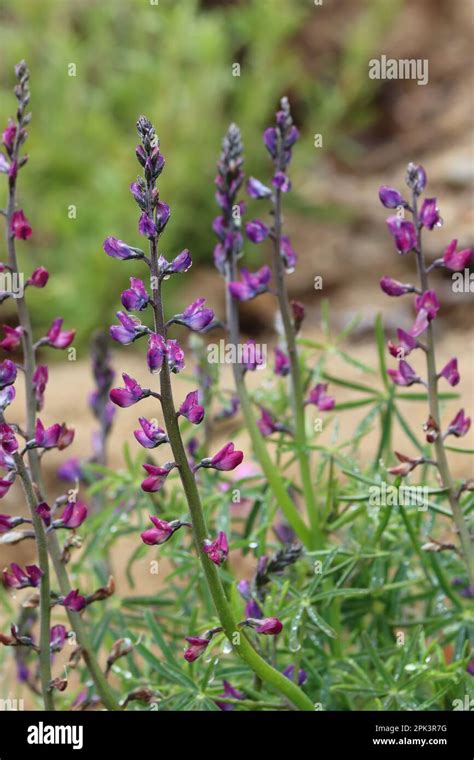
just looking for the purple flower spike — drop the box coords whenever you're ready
[103,237,144,261]
[146,333,166,373]
[138,212,157,239]
[439,358,460,386]
[274,347,290,377]
[110,311,146,345]
[378,186,405,209]
[0,423,18,455]
[134,417,168,448]
[245,219,270,244]
[203,531,229,566]
[3,563,43,590]
[58,501,88,529]
[184,635,210,663]
[228,266,271,301]
[0,359,17,389]
[141,515,189,546]
[380,276,414,297]
[442,240,472,271]
[246,176,272,199]
[387,360,421,387]
[200,442,244,472]
[386,216,417,254]
[446,409,471,438]
[419,198,442,230]
[62,589,86,612]
[141,462,176,492]
[307,383,335,411]
[272,171,291,192]
[179,390,205,425]
[121,277,149,311]
[110,373,149,408]
[46,318,75,349]
[174,298,214,331]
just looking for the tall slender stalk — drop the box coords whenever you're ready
[2,62,120,712]
[411,192,473,587]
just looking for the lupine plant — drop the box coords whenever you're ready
[1,64,472,713]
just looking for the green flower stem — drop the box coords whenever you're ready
[148,241,313,711]
[5,125,120,713]
[412,193,473,587]
[271,147,322,548]
[0,414,54,710]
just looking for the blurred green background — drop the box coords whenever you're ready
[0,0,400,345]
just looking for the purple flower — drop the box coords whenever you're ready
[228,266,271,301]
[446,409,471,438]
[46,318,75,349]
[141,462,176,492]
[146,333,166,373]
[282,664,307,686]
[246,176,272,199]
[32,365,48,411]
[173,298,214,331]
[242,339,265,371]
[57,457,83,482]
[378,186,405,209]
[291,300,305,333]
[280,235,297,271]
[121,278,149,311]
[200,442,244,472]
[386,216,417,254]
[307,383,335,411]
[216,680,245,711]
[0,359,17,389]
[0,386,15,411]
[247,617,283,635]
[141,515,189,546]
[387,360,421,387]
[158,249,192,276]
[58,501,88,529]
[203,531,229,566]
[439,358,460,386]
[263,127,278,158]
[274,347,290,377]
[0,514,24,533]
[467,658,474,677]
[36,502,52,527]
[134,417,168,448]
[110,311,146,345]
[62,590,86,612]
[245,599,263,619]
[50,625,67,652]
[2,120,16,153]
[138,212,157,238]
[0,326,24,352]
[245,219,270,244]
[415,290,439,321]
[27,267,49,288]
[10,210,32,240]
[103,237,144,261]
[184,635,210,663]
[380,276,414,297]
[167,339,185,373]
[0,423,18,454]
[155,201,171,233]
[179,391,205,424]
[110,373,150,408]
[3,563,43,590]
[272,171,291,192]
[257,407,287,437]
[419,198,442,230]
[442,239,472,271]
[388,329,418,359]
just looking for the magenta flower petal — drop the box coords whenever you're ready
[179,390,205,425]
[110,373,149,408]
[419,198,442,230]
[10,210,32,240]
[442,239,472,271]
[439,358,460,386]
[245,220,270,244]
[378,186,405,209]
[203,531,229,566]
[386,216,417,254]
